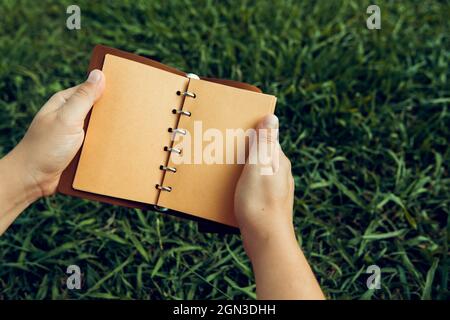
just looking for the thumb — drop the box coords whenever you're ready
[256,114,279,146]
[248,114,280,174]
[58,69,105,125]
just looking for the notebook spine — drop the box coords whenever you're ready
[154,73,198,198]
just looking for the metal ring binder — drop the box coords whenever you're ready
[153,205,169,212]
[172,109,191,117]
[177,90,196,98]
[168,128,187,135]
[155,82,197,199]
[156,184,172,192]
[186,73,200,80]
[160,165,176,173]
[164,146,182,154]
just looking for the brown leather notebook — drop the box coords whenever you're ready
[58,45,276,233]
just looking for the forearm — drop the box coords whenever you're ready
[0,151,41,235]
[248,232,325,300]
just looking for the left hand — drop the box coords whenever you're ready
[7,69,105,198]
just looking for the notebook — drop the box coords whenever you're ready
[58,45,277,232]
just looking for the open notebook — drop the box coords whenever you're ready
[58,45,277,232]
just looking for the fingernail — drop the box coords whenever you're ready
[87,69,102,83]
[263,114,279,129]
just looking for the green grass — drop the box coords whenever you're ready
[0,0,448,300]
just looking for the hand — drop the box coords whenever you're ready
[234,114,324,299]
[9,69,105,198]
[235,114,295,260]
[0,70,105,235]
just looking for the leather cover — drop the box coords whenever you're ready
[57,45,275,233]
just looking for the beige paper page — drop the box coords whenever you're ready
[73,54,189,204]
[158,79,276,226]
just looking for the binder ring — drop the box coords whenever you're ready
[177,90,196,98]
[168,128,187,135]
[164,146,182,154]
[160,165,177,173]
[172,109,191,117]
[186,73,200,80]
[153,205,169,212]
[156,184,172,192]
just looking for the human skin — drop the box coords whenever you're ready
[235,114,325,299]
[0,72,323,299]
[0,69,105,234]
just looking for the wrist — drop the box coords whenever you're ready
[1,149,43,204]
[241,223,299,263]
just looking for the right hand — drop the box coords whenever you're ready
[234,114,296,261]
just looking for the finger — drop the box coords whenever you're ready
[248,114,279,175]
[57,69,105,125]
[256,114,279,143]
[248,114,279,158]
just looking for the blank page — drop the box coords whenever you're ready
[73,54,189,204]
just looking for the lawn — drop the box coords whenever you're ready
[0,0,448,299]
